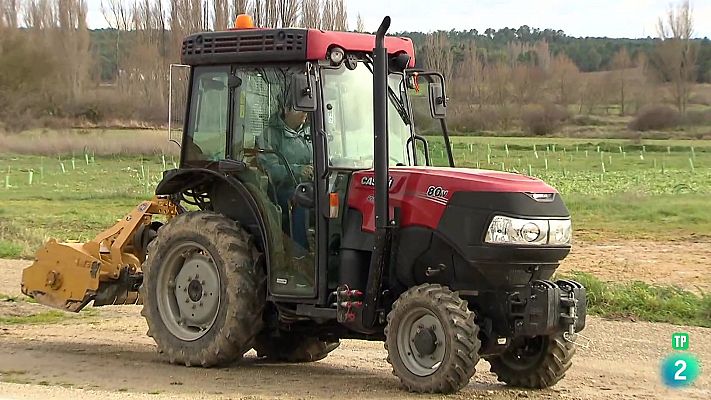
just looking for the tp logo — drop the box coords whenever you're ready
[662,332,700,388]
[672,332,689,350]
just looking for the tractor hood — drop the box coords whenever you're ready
[384,166,557,193]
[348,167,563,233]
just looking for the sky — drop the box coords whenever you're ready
[86,0,711,39]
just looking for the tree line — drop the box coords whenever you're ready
[417,0,708,134]
[0,0,708,135]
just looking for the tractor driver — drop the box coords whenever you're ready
[260,98,314,258]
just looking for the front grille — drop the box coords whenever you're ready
[181,29,307,66]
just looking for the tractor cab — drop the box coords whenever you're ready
[169,20,450,302]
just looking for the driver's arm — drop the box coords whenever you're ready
[258,126,303,186]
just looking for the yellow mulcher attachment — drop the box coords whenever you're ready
[21,197,180,312]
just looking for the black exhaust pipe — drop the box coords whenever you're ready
[361,16,391,329]
[373,16,390,230]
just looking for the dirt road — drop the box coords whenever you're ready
[1,240,710,400]
[559,239,711,293]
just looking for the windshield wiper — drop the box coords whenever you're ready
[364,61,411,125]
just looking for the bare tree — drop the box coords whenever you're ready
[611,47,633,115]
[278,0,299,27]
[651,0,697,116]
[232,0,247,17]
[0,0,19,28]
[422,32,453,80]
[213,0,229,30]
[321,0,334,30]
[24,0,56,30]
[55,0,91,101]
[333,0,346,30]
[455,41,486,107]
[578,72,613,114]
[102,0,132,84]
[355,12,363,32]
[300,0,320,28]
[549,53,580,106]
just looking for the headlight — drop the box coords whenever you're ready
[549,219,572,245]
[485,216,571,246]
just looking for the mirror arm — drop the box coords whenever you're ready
[304,63,314,99]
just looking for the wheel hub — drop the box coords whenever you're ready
[397,312,446,377]
[187,279,203,302]
[156,243,222,342]
[413,327,437,356]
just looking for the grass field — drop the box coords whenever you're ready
[428,136,711,240]
[0,131,710,258]
[0,130,710,326]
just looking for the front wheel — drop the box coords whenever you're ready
[140,212,265,367]
[487,334,576,388]
[385,284,481,394]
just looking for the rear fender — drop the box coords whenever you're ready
[155,168,280,274]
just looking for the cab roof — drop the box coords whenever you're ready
[181,28,415,67]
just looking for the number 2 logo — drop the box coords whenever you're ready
[661,354,699,388]
[674,360,687,381]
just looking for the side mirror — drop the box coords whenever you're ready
[291,74,317,112]
[428,82,447,119]
[292,182,315,209]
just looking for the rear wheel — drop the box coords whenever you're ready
[385,284,481,393]
[141,211,265,367]
[254,333,340,363]
[487,334,575,388]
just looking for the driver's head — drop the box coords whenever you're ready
[283,107,307,130]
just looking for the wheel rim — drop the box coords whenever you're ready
[396,308,447,377]
[500,336,546,371]
[156,241,221,341]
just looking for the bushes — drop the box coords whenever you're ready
[629,105,680,131]
[448,105,503,132]
[521,103,570,135]
[683,109,711,126]
[571,114,608,126]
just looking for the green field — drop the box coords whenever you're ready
[429,136,711,241]
[0,133,710,258]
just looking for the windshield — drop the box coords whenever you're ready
[321,62,411,169]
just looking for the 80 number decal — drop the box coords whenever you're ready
[426,186,449,198]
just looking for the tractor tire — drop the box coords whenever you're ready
[140,211,265,367]
[487,334,575,388]
[253,333,340,363]
[385,284,481,394]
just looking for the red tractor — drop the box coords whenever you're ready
[22,15,586,393]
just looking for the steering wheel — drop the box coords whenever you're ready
[244,148,300,187]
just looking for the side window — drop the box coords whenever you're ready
[184,67,229,163]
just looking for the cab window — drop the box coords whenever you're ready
[183,66,229,163]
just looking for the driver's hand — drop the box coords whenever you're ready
[301,165,314,180]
